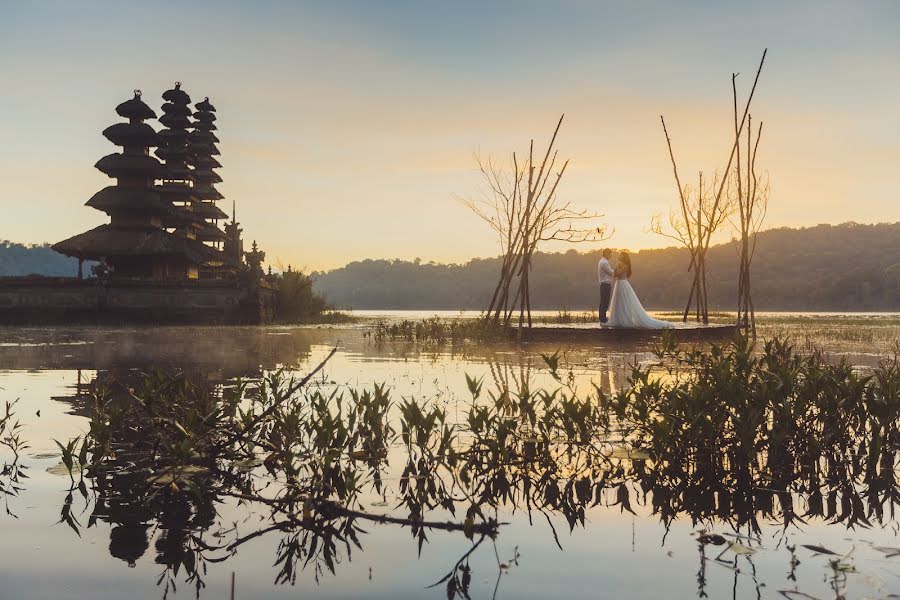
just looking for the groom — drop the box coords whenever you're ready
[597,248,614,323]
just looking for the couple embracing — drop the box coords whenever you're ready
[597,249,672,329]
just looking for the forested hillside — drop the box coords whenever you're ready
[312,223,900,311]
[0,241,80,277]
[3,223,898,311]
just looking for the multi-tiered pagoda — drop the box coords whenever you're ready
[53,91,219,280]
[190,98,229,277]
[156,83,204,247]
[2,87,276,324]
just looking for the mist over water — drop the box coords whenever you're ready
[0,314,898,599]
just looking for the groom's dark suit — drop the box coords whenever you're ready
[598,256,614,323]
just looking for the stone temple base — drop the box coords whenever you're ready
[0,277,276,325]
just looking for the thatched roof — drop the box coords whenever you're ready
[162,84,191,105]
[161,206,203,229]
[53,225,222,264]
[156,181,196,198]
[95,153,162,179]
[116,92,156,121]
[190,142,220,157]
[86,186,173,217]
[102,123,159,148]
[190,130,219,144]
[195,98,216,112]
[159,113,191,129]
[192,170,223,184]
[161,102,192,117]
[192,120,217,132]
[159,128,190,144]
[193,110,217,123]
[193,155,222,169]
[196,222,226,241]
[192,201,228,219]
[192,185,224,203]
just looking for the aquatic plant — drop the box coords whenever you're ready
[52,335,900,597]
[0,400,26,516]
[364,316,506,344]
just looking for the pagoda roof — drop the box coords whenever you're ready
[156,181,197,198]
[192,200,228,218]
[193,156,222,169]
[190,130,219,143]
[85,186,173,217]
[161,206,204,229]
[161,102,192,117]
[192,121,217,132]
[159,128,190,143]
[159,113,192,129]
[192,185,224,202]
[155,145,192,162]
[158,165,196,183]
[53,224,222,264]
[195,98,216,112]
[190,142,220,156]
[95,153,162,178]
[196,222,226,241]
[192,170,223,184]
[193,111,217,122]
[103,123,159,148]
[162,84,191,105]
[116,92,156,121]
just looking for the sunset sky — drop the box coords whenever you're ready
[1,1,897,271]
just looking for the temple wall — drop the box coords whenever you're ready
[0,277,275,325]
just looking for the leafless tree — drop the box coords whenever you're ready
[462,115,609,335]
[730,75,770,336]
[653,49,767,324]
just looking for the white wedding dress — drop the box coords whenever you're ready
[606,278,673,329]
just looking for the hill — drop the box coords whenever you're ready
[0,241,82,278]
[311,223,900,312]
[3,223,898,311]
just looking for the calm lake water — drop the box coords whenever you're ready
[0,313,898,599]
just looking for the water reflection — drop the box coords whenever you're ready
[31,335,900,600]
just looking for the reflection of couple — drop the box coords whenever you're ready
[597,249,672,329]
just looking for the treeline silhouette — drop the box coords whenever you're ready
[0,240,81,277]
[3,223,897,311]
[312,223,900,311]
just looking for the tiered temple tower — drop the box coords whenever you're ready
[190,98,228,277]
[53,91,219,280]
[156,83,203,243]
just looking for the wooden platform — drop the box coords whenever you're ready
[509,323,740,343]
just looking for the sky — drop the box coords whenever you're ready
[1,0,897,271]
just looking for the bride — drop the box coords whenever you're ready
[606,251,673,329]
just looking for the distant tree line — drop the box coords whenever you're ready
[3,223,898,311]
[0,240,83,277]
[311,223,900,312]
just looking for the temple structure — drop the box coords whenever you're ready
[53,91,220,280]
[190,97,229,264]
[156,83,204,250]
[0,86,276,324]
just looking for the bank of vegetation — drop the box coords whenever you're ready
[313,222,900,312]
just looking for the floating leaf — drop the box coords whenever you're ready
[728,542,756,555]
[697,533,727,546]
